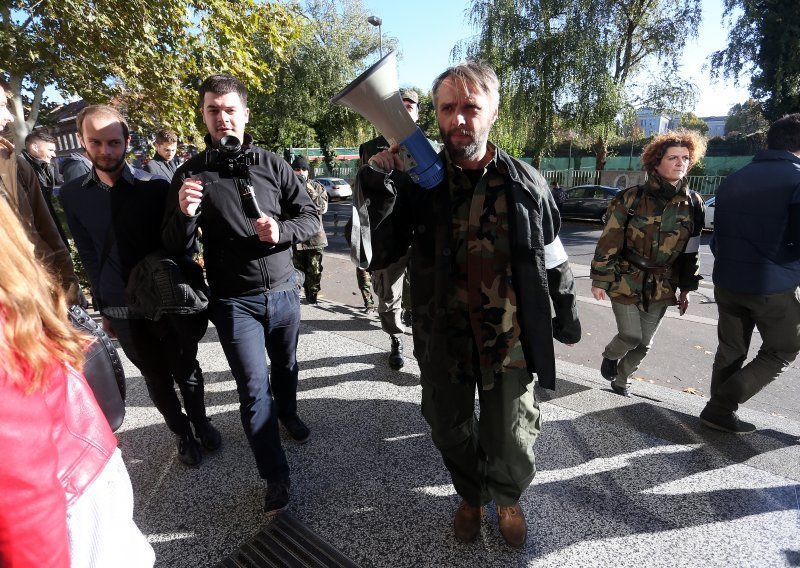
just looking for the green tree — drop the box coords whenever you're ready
[724,99,769,135]
[711,0,800,121]
[0,0,300,145]
[248,0,397,170]
[460,0,700,169]
[680,112,709,135]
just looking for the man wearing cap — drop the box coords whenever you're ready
[357,88,436,370]
[291,155,328,303]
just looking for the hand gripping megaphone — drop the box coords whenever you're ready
[331,51,444,189]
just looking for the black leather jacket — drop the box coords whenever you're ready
[162,135,319,298]
[21,150,55,192]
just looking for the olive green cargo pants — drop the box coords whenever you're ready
[420,368,541,507]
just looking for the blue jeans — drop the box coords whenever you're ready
[212,289,300,483]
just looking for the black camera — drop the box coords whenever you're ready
[206,135,259,178]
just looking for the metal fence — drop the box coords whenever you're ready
[314,166,358,180]
[316,166,725,199]
[541,169,723,199]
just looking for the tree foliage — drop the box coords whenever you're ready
[724,99,769,136]
[247,0,399,170]
[711,0,800,121]
[679,112,709,135]
[459,0,700,169]
[0,0,300,145]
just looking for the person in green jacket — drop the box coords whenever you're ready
[591,130,706,397]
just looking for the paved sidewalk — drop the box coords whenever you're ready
[116,286,800,567]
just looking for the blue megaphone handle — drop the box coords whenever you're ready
[400,128,444,189]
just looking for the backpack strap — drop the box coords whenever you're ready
[621,185,644,254]
[688,189,704,237]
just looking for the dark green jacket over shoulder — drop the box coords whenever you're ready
[353,147,577,390]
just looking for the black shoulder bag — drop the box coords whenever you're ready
[67,221,126,431]
[68,304,126,431]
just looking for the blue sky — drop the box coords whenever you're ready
[366,0,749,118]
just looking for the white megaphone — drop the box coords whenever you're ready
[331,51,444,189]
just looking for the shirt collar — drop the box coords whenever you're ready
[83,162,136,190]
[445,141,499,175]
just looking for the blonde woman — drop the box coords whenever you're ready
[0,197,153,567]
[591,130,707,397]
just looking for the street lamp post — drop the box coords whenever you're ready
[367,15,382,57]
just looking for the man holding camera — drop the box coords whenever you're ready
[163,74,319,515]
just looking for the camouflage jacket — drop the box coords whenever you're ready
[353,145,573,390]
[590,175,704,308]
[296,178,328,250]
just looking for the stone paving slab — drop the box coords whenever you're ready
[117,298,800,567]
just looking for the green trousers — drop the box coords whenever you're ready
[420,368,541,507]
[709,285,800,413]
[292,248,324,294]
[603,301,667,388]
[356,267,374,307]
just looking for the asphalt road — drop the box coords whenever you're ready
[320,199,800,423]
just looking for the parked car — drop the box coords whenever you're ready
[558,185,621,224]
[704,196,715,230]
[314,177,353,200]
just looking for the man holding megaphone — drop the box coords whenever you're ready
[352,61,580,548]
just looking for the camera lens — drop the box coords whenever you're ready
[219,135,242,154]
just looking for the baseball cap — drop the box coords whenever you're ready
[399,88,419,105]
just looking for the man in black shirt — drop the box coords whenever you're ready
[60,105,219,467]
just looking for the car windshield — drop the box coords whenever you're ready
[329,179,347,185]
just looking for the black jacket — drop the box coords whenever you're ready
[21,150,55,192]
[162,135,319,298]
[61,152,91,184]
[143,153,180,182]
[59,165,170,310]
[712,149,800,294]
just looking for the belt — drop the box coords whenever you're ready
[622,249,671,276]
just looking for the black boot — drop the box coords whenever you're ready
[177,431,202,466]
[389,335,404,370]
[600,357,618,380]
[194,418,222,451]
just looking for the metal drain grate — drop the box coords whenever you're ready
[217,513,360,568]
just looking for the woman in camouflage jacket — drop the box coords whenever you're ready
[590,130,706,397]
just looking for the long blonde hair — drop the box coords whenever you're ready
[0,197,86,392]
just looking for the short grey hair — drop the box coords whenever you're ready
[431,60,500,110]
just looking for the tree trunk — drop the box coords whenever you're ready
[593,135,608,171]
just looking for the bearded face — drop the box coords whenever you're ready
[435,77,498,167]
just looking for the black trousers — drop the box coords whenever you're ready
[109,313,209,436]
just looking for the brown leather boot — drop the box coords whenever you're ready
[453,500,484,542]
[497,503,527,547]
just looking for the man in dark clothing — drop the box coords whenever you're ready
[143,128,181,181]
[162,75,319,515]
[61,150,91,184]
[551,181,567,206]
[357,88,433,370]
[60,104,220,467]
[22,131,70,247]
[21,131,57,194]
[701,113,800,434]
[291,155,328,303]
[356,61,580,548]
